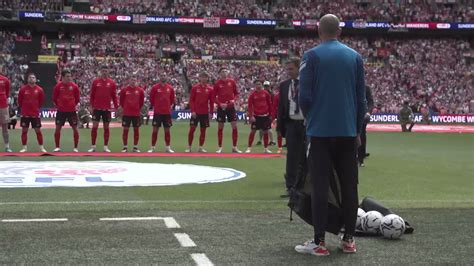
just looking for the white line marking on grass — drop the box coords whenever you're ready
[98,216,180,228]
[0,199,473,206]
[163,217,181,228]
[99,217,161,221]
[2,218,68,222]
[174,233,196,247]
[191,253,214,266]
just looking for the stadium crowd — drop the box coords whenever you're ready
[1,30,472,115]
[89,0,472,23]
[0,0,62,11]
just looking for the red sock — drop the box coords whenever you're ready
[73,128,79,148]
[164,129,171,146]
[248,131,255,147]
[104,127,110,146]
[133,127,139,146]
[199,127,206,147]
[188,126,196,146]
[263,132,269,148]
[36,131,43,145]
[232,128,238,147]
[91,127,98,145]
[218,128,223,147]
[122,128,129,146]
[277,134,283,148]
[54,129,61,147]
[151,130,158,146]
[21,130,27,145]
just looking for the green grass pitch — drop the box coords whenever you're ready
[0,122,473,264]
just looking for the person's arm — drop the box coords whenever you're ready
[232,81,239,104]
[119,88,124,107]
[266,91,272,118]
[298,51,318,118]
[213,83,221,105]
[90,80,96,107]
[170,87,175,110]
[208,88,214,114]
[366,86,374,113]
[355,54,367,134]
[52,84,59,107]
[139,89,145,109]
[74,84,80,106]
[149,87,155,108]
[39,88,45,107]
[248,93,254,118]
[277,82,286,133]
[189,87,195,113]
[18,88,23,109]
[111,82,118,109]
[5,79,10,99]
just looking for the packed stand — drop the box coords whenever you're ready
[69,32,168,58]
[87,0,473,22]
[0,0,62,11]
[176,34,266,59]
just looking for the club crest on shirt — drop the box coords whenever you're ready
[68,86,73,91]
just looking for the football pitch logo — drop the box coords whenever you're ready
[0,161,246,188]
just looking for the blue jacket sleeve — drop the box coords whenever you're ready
[298,51,318,118]
[355,54,366,134]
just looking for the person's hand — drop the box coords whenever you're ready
[365,112,371,119]
[220,103,227,109]
[191,112,197,118]
[250,116,256,123]
[208,113,213,120]
[356,134,362,148]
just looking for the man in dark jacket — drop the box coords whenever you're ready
[358,86,374,167]
[277,57,306,198]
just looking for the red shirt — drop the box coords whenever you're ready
[119,86,144,116]
[0,75,11,108]
[213,78,238,108]
[248,89,272,117]
[52,82,80,112]
[272,92,280,118]
[190,83,214,115]
[149,83,175,115]
[90,77,118,110]
[18,84,44,117]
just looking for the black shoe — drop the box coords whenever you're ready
[269,141,276,146]
[365,153,370,157]
[256,141,262,146]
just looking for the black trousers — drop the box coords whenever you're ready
[357,120,368,164]
[284,120,306,190]
[308,137,359,239]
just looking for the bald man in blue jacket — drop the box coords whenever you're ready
[294,14,366,256]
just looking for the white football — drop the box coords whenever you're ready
[362,211,383,234]
[356,208,366,231]
[380,214,406,239]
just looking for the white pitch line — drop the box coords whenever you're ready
[99,217,161,221]
[174,233,196,247]
[2,218,68,223]
[163,217,181,228]
[191,253,214,266]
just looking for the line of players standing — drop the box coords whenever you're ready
[0,66,283,153]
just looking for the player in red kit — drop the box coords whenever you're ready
[119,76,144,152]
[88,65,118,153]
[148,72,175,153]
[272,87,283,153]
[245,80,273,154]
[214,67,241,153]
[18,73,46,153]
[0,66,11,152]
[52,70,80,152]
[186,72,214,153]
